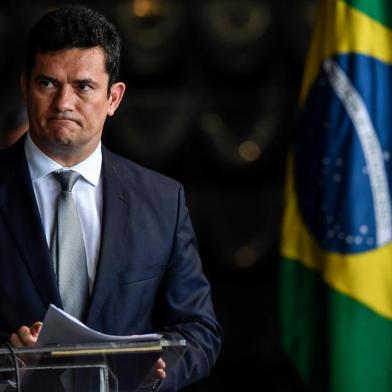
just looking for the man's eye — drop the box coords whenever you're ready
[79,83,91,92]
[39,80,54,88]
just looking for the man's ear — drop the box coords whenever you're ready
[20,72,28,103]
[107,82,126,117]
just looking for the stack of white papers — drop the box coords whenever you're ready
[37,304,161,346]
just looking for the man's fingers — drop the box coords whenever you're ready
[10,332,24,348]
[156,368,166,380]
[155,357,166,370]
[11,325,38,347]
[30,322,43,337]
[155,358,166,380]
[16,326,32,344]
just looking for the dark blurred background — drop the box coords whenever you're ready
[0,0,316,390]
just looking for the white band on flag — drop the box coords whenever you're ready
[323,59,392,246]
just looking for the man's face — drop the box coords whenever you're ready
[22,47,125,165]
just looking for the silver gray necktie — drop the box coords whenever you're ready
[51,170,89,320]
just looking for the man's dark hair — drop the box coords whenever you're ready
[25,6,121,88]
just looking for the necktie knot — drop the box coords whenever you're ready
[54,171,81,192]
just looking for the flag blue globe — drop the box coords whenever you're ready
[294,53,392,254]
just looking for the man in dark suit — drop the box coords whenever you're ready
[0,6,222,391]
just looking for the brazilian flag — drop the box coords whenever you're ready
[280,0,392,391]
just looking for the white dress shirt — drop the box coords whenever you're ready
[24,133,103,292]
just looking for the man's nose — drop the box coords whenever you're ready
[53,85,75,112]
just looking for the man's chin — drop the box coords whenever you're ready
[46,127,76,146]
[51,135,73,146]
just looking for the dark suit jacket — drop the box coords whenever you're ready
[0,137,222,391]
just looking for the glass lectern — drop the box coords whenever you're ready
[0,338,186,391]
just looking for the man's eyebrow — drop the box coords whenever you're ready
[35,74,57,83]
[74,78,98,86]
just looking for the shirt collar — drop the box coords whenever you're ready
[24,132,102,186]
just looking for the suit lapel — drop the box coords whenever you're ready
[0,139,62,309]
[86,148,132,326]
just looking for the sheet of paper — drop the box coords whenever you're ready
[37,304,161,346]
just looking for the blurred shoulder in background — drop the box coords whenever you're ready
[0,102,28,149]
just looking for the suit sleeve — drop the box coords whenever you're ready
[155,185,223,391]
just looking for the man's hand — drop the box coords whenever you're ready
[154,357,166,380]
[10,322,43,348]
[141,357,166,388]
